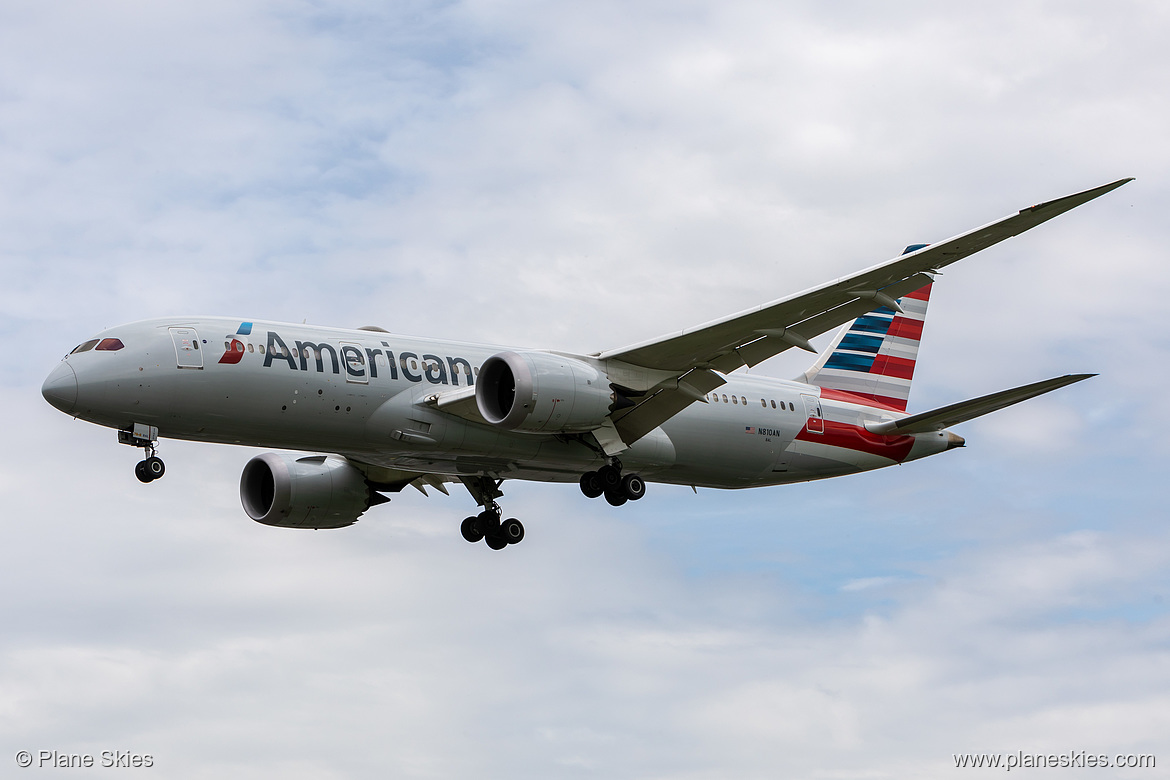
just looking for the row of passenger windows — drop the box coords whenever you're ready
[709,393,796,411]
[224,342,480,375]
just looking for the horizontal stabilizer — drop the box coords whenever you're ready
[864,374,1095,435]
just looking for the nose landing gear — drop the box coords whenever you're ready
[580,460,645,505]
[134,454,166,483]
[119,424,165,483]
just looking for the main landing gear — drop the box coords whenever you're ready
[579,459,645,506]
[118,424,165,484]
[460,505,524,550]
[459,476,524,551]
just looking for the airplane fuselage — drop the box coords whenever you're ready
[44,317,956,491]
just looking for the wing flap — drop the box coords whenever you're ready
[864,374,1095,435]
[612,368,727,443]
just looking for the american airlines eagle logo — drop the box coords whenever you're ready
[218,322,253,364]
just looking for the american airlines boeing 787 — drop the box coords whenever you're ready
[42,179,1131,549]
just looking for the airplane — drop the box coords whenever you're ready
[41,178,1131,550]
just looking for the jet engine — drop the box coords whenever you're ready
[240,452,381,529]
[475,351,614,434]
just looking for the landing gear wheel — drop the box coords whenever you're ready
[144,456,165,480]
[580,471,604,499]
[477,509,499,535]
[598,464,622,490]
[500,518,525,545]
[135,461,152,483]
[621,473,646,501]
[485,534,509,550]
[461,516,485,543]
[604,488,628,507]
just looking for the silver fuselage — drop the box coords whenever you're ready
[42,317,955,488]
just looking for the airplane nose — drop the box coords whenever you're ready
[42,361,78,414]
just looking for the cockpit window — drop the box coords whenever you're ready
[70,339,100,354]
[95,338,125,351]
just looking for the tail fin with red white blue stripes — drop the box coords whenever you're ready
[801,246,933,412]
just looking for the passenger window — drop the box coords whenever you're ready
[770,400,776,409]
[760,399,766,407]
[721,394,728,403]
[732,396,738,404]
[740,397,746,405]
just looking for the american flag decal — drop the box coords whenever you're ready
[745,426,756,434]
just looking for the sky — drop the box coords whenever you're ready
[2,1,1168,777]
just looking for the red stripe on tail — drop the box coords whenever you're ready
[904,283,932,301]
[886,317,924,341]
[795,420,915,461]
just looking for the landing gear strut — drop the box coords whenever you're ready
[580,459,645,505]
[119,424,165,483]
[459,476,525,551]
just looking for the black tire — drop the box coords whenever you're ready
[598,464,622,489]
[135,461,152,483]
[621,473,646,501]
[501,518,525,544]
[485,534,508,550]
[145,456,165,480]
[579,471,604,499]
[477,509,499,535]
[604,488,628,507]
[461,516,485,543]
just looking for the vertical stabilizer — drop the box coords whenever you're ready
[802,257,932,411]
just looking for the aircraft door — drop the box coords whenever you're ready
[169,327,203,369]
[801,393,824,434]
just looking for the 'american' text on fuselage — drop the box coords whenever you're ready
[260,331,475,385]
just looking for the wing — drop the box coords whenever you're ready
[602,178,1132,443]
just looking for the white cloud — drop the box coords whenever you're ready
[3,0,1169,776]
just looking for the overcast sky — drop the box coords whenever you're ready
[2,1,1168,777]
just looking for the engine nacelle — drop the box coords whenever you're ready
[240,453,375,529]
[475,351,613,434]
